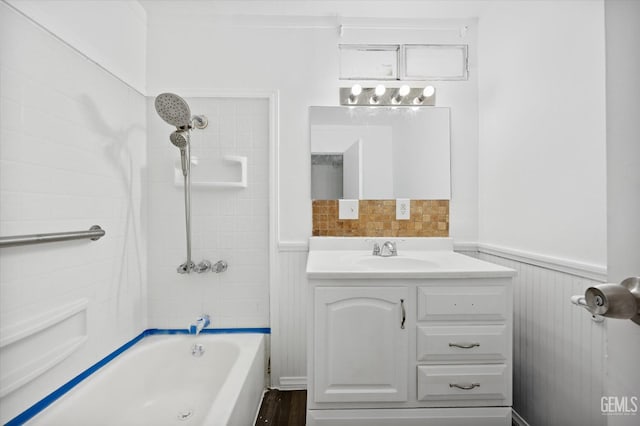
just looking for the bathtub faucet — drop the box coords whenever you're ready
[189,315,210,335]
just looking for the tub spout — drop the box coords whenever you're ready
[189,315,210,335]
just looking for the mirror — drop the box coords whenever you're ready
[310,106,451,200]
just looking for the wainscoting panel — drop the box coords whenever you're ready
[477,251,606,426]
[272,248,309,389]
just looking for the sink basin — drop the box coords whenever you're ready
[355,256,439,270]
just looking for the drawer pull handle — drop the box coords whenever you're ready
[449,383,480,390]
[400,299,406,329]
[448,342,480,349]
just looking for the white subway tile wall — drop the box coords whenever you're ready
[146,97,269,330]
[0,4,147,423]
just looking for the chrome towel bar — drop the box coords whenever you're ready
[0,225,105,248]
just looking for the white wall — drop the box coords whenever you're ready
[477,0,607,267]
[6,0,147,93]
[144,3,479,245]
[0,2,147,422]
[473,1,610,425]
[604,1,640,424]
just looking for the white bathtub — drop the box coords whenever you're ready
[28,333,266,426]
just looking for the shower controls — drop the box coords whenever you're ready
[194,260,212,273]
[213,260,228,273]
[177,260,196,274]
[175,259,228,274]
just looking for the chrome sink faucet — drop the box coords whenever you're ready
[373,241,397,257]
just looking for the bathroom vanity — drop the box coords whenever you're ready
[305,238,516,425]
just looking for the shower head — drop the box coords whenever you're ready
[170,130,189,148]
[170,130,190,176]
[155,93,192,129]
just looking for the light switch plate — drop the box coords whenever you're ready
[396,198,410,220]
[339,199,359,220]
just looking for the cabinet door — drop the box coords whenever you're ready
[314,286,408,403]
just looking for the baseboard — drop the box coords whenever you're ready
[278,376,307,390]
[512,409,530,426]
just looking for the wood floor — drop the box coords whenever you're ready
[255,389,518,426]
[255,390,306,426]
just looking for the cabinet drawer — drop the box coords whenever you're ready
[417,325,508,362]
[417,286,507,321]
[417,364,508,401]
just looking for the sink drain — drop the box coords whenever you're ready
[177,409,194,421]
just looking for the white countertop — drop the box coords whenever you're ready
[306,237,516,279]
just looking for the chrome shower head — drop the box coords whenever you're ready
[170,130,190,177]
[155,93,192,129]
[170,130,189,149]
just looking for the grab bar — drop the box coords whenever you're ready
[0,225,105,248]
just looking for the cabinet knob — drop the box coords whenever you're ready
[400,299,406,329]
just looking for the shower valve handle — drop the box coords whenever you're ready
[194,260,212,273]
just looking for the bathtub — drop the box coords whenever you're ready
[26,333,266,426]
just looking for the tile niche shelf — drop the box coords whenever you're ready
[173,155,248,188]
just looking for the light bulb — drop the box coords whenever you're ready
[370,84,386,104]
[413,86,436,104]
[392,85,411,104]
[422,86,435,97]
[348,84,363,104]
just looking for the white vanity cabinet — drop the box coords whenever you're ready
[306,238,516,426]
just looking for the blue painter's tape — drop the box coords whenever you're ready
[146,327,271,335]
[6,327,270,425]
[6,331,146,426]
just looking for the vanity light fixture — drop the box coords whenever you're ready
[348,84,363,104]
[339,85,436,106]
[369,84,386,104]
[392,85,411,104]
[413,86,436,105]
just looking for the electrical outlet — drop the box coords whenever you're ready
[396,199,410,220]
[339,199,359,220]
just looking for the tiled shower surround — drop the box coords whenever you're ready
[146,97,270,329]
[312,200,449,237]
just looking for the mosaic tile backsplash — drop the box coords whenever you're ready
[312,200,449,237]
